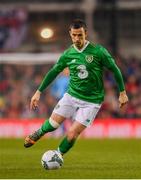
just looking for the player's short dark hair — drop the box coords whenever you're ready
[69,19,87,31]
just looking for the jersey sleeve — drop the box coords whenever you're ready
[38,53,67,92]
[100,46,125,92]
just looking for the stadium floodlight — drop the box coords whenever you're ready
[40,27,54,39]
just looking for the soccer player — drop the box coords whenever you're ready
[24,19,128,155]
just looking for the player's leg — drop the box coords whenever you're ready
[24,93,76,148]
[58,121,86,155]
[24,113,65,148]
[57,102,101,155]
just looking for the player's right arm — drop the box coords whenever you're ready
[30,90,41,110]
[30,54,67,110]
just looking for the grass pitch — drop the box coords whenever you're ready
[0,138,141,179]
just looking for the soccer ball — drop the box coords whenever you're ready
[41,150,63,170]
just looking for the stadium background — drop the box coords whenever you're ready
[0,0,141,178]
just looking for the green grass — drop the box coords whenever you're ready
[0,138,141,179]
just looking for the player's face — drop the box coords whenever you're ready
[69,27,87,49]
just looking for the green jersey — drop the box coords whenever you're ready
[38,41,125,104]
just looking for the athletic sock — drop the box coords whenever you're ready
[38,119,59,136]
[58,136,76,154]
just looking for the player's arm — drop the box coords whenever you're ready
[30,55,67,110]
[108,63,128,108]
[100,46,128,108]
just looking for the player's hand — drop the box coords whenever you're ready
[30,90,41,110]
[119,90,128,108]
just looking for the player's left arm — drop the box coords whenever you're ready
[100,46,128,108]
[108,63,128,108]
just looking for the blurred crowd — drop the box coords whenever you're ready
[98,55,141,119]
[0,9,28,52]
[0,55,141,119]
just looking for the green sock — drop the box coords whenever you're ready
[38,119,57,136]
[58,136,76,154]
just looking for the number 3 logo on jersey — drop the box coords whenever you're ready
[77,65,88,79]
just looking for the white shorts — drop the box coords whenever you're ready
[53,93,102,127]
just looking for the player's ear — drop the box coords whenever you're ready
[69,29,71,35]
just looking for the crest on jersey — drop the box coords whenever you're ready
[85,55,94,63]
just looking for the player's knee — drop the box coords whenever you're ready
[50,113,65,125]
[66,130,79,141]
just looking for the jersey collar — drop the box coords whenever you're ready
[73,40,89,53]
